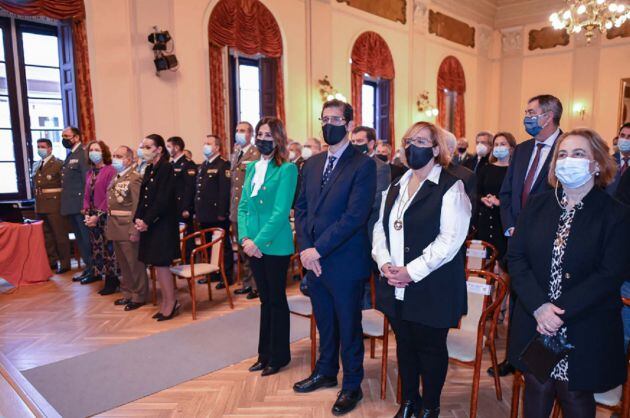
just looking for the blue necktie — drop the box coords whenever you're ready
[321,155,337,189]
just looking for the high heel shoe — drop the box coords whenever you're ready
[156,301,180,321]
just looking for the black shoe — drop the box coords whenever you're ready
[248,360,268,372]
[487,360,515,377]
[73,270,89,282]
[98,276,120,295]
[420,407,440,418]
[156,301,180,321]
[114,298,131,306]
[124,302,145,311]
[293,373,338,393]
[246,290,259,300]
[261,365,284,376]
[151,311,161,319]
[197,278,208,285]
[216,281,226,290]
[394,401,418,418]
[55,267,71,274]
[332,389,363,416]
[80,276,101,285]
[210,274,221,282]
[234,286,252,295]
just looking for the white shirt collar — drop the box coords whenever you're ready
[327,140,350,160]
[537,128,561,147]
[171,153,184,163]
[396,164,442,187]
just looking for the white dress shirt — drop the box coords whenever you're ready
[251,157,270,197]
[322,140,350,174]
[372,165,472,301]
[526,128,560,187]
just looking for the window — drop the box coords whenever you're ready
[361,77,391,140]
[443,88,458,133]
[0,17,77,200]
[362,81,376,129]
[236,60,261,127]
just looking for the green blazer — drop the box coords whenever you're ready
[238,160,298,256]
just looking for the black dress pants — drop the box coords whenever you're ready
[249,254,291,367]
[523,373,596,418]
[388,305,450,410]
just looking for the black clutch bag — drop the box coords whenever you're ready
[519,333,574,383]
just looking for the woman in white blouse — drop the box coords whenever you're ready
[372,121,471,418]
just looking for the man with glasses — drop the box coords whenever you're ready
[60,126,95,283]
[294,100,376,415]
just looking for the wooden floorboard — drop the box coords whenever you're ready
[0,271,613,417]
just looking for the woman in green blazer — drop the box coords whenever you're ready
[238,116,298,376]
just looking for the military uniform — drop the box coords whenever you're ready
[106,167,148,303]
[60,144,93,274]
[195,155,233,281]
[32,155,71,270]
[230,144,260,289]
[171,154,197,256]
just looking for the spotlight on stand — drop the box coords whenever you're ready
[148,26,178,75]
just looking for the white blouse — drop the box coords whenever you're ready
[372,165,472,300]
[251,157,270,197]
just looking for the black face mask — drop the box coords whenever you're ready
[457,147,467,154]
[353,144,369,154]
[322,124,347,146]
[255,139,275,156]
[405,145,435,170]
[62,138,73,149]
[375,154,388,162]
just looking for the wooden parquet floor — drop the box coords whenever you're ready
[0,271,612,418]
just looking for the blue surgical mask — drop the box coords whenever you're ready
[89,151,103,164]
[112,158,125,172]
[555,157,593,189]
[618,138,630,153]
[203,144,214,158]
[235,132,247,146]
[492,146,510,160]
[136,147,143,159]
[37,148,48,159]
[523,113,547,137]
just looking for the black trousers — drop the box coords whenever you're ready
[388,305,450,410]
[523,373,595,418]
[249,254,291,367]
[199,221,234,282]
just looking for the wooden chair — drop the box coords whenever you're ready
[465,239,499,271]
[447,269,508,418]
[231,227,242,285]
[169,227,234,319]
[362,274,390,400]
[287,294,317,371]
[287,233,303,282]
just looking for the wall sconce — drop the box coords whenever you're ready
[573,102,586,120]
[417,91,438,117]
[318,75,347,102]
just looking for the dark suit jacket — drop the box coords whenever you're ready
[368,156,391,242]
[507,188,630,391]
[171,156,197,219]
[614,169,630,205]
[389,163,407,182]
[446,163,477,216]
[607,152,629,196]
[60,145,89,215]
[499,137,558,232]
[463,155,488,172]
[295,144,376,281]
[453,152,474,166]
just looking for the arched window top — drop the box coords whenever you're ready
[437,55,465,94]
[351,31,394,80]
[208,0,282,57]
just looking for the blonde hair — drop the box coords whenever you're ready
[398,121,451,168]
[548,128,617,188]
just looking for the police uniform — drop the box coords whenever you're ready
[32,155,71,271]
[171,154,197,224]
[60,143,93,274]
[106,166,148,303]
[230,144,260,289]
[195,154,233,280]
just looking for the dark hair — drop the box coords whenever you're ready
[620,122,630,134]
[67,126,81,137]
[489,131,517,163]
[236,121,254,134]
[528,94,563,125]
[255,117,289,166]
[145,133,168,163]
[322,99,353,123]
[117,145,134,160]
[167,136,185,151]
[37,138,52,148]
[206,134,222,151]
[352,126,376,142]
[86,140,113,166]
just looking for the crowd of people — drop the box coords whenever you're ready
[29,93,630,418]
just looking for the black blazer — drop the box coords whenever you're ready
[171,156,197,219]
[446,162,477,217]
[499,135,559,232]
[194,157,231,224]
[463,155,488,172]
[615,169,630,205]
[375,169,468,328]
[507,187,630,391]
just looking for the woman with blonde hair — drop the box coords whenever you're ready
[372,121,472,418]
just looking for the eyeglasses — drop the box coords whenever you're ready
[403,137,433,147]
[319,116,346,126]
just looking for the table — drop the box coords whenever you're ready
[0,221,51,286]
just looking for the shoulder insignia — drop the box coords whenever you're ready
[187,169,196,176]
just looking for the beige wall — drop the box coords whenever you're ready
[84,0,629,158]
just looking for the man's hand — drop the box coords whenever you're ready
[300,248,321,266]
[533,303,565,336]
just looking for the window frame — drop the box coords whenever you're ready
[362,78,377,130]
[228,52,261,143]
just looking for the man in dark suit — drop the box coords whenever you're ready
[442,129,477,215]
[607,122,630,196]
[495,93,564,377]
[453,137,474,166]
[463,131,492,172]
[294,100,376,415]
[167,136,197,256]
[376,141,407,180]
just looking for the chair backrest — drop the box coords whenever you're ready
[460,269,507,334]
[209,230,222,266]
[182,227,225,266]
[465,240,498,271]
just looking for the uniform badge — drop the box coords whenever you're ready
[117,196,124,203]
[46,174,52,180]
[207,169,218,174]
[70,159,78,163]
[174,168,182,172]
[225,170,231,178]
[187,169,196,176]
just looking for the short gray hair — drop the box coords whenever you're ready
[476,131,493,142]
[528,94,563,125]
[441,129,457,154]
[117,145,134,160]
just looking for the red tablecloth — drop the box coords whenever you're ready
[0,221,51,286]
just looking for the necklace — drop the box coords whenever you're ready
[393,182,412,231]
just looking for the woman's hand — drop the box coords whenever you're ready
[533,303,565,336]
[386,266,412,288]
[84,215,98,228]
[487,194,500,207]
[242,239,261,258]
[481,196,493,208]
[134,218,148,232]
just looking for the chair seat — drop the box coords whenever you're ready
[362,309,385,337]
[594,385,622,407]
[447,329,486,362]
[170,263,219,278]
[288,295,312,316]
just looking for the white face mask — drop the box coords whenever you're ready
[289,151,296,161]
[555,157,593,189]
[476,143,489,157]
[302,147,313,160]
